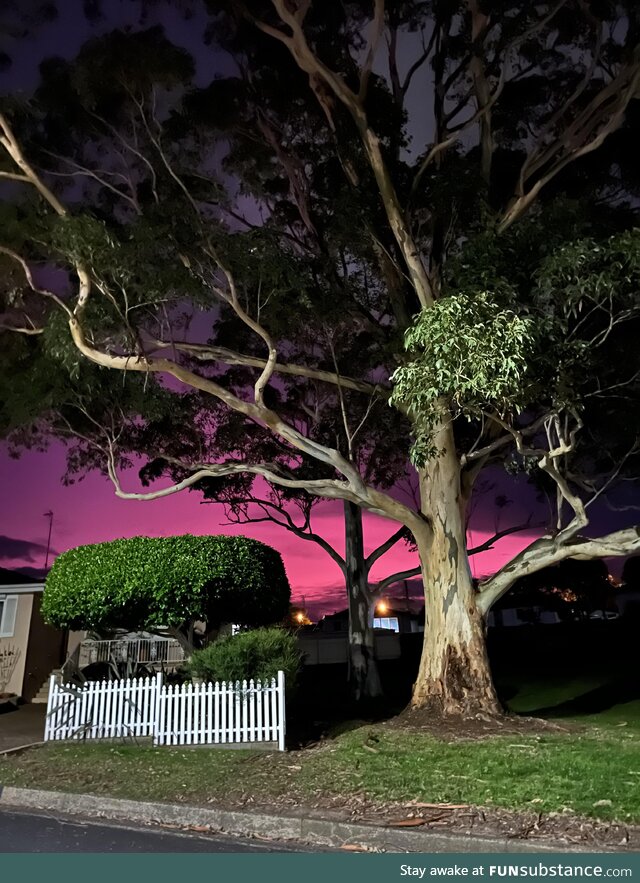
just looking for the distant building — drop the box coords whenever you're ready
[296,598,423,665]
[486,604,562,628]
[315,598,423,635]
[613,587,640,619]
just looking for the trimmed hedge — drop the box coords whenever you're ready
[186,628,302,695]
[42,535,290,632]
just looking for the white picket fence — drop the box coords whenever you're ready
[44,672,286,751]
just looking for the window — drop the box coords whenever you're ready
[373,616,399,633]
[0,595,19,638]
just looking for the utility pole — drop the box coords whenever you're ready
[43,510,54,572]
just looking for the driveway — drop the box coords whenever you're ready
[0,704,46,752]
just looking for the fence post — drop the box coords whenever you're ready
[43,674,57,742]
[277,670,286,752]
[153,671,163,745]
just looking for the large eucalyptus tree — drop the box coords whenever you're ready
[2,1,640,717]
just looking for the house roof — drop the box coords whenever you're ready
[320,601,422,623]
[0,567,45,594]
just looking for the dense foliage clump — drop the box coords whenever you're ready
[43,535,291,636]
[186,627,302,696]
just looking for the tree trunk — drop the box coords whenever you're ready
[411,425,502,717]
[344,500,384,702]
[166,624,195,658]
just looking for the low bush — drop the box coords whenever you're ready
[187,628,302,696]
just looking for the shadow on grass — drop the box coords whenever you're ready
[288,623,640,742]
[529,676,640,720]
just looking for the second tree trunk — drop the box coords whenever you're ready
[344,500,383,702]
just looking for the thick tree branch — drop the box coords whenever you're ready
[478,526,640,614]
[372,566,422,596]
[0,114,68,216]
[365,524,409,569]
[152,340,385,397]
[467,522,540,556]
[253,0,436,308]
[0,84,430,544]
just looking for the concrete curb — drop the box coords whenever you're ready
[0,786,604,853]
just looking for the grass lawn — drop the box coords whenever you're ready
[501,674,611,715]
[3,659,639,827]
[499,670,640,732]
[2,722,640,825]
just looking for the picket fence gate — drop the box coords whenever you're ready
[44,671,286,751]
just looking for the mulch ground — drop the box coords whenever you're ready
[212,783,639,851]
[172,765,639,852]
[385,707,576,740]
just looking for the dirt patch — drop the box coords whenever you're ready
[385,707,576,741]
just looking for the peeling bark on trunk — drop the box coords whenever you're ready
[411,425,501,718]
[344,501,383,702]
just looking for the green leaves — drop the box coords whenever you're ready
[187,628,302,695]
[536,229,640,321]
[391,292,536,465]
[48,214,116,266]
[392,225,640,466]
[42,535,291,632]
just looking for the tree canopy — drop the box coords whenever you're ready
[42,535,291,648]
[2,0,640,717]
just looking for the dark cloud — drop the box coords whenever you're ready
[0,534,57,562]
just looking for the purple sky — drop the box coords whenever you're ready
[0,0,539,615]
[0,441,546,616]
[0,1,636,617]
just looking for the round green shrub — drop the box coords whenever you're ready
[186,628,302,695]
[42,534,290,632]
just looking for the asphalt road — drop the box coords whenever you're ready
[0,808,311,853]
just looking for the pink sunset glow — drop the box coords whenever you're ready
[0,442,542,618]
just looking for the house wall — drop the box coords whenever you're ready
[0,594,32,696]
[21,594,67,701]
